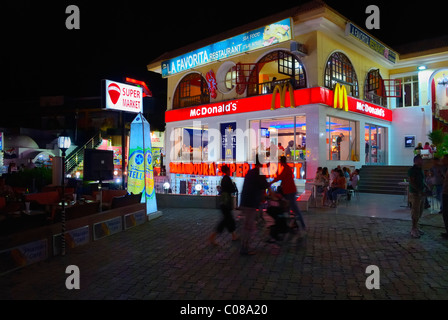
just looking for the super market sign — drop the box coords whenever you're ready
[161,18,292,77]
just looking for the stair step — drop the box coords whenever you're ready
[358,165,411,195]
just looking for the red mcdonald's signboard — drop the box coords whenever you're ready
[165,87,392,123]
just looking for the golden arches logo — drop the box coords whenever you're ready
[333,83,349,112]
[271,82,295,110]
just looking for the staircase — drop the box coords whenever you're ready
[65,131,103,175]
[358,165,410,195]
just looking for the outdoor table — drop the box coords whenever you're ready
[307,181,324,207]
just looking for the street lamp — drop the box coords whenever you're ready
[58,133,71,256]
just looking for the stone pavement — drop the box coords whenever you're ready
[0,193,447,305]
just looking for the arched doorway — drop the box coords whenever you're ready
[172,72,210,109]
[430,69,448,131]
[246,50,307,97]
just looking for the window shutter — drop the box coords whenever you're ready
[367,69,381,92]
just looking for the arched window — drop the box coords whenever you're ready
[246,50,307,97]
[173,73,210,109]
[324,52,359,97]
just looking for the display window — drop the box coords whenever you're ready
[326,116,359,161]
[249,115,307,163]
[170,125,209,162]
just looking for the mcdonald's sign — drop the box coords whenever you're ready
[333,83,349,112]
[271,82,295,110]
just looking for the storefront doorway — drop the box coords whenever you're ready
[365,124,387,165]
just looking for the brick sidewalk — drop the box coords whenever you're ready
[1,200,447,301]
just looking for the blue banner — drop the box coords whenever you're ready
[221,122,236,161]
[128,114,158,215]
[161,18,292,77]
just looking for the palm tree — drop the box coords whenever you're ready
[428,129,447,157]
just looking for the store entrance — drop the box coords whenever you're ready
[365,124,387,165]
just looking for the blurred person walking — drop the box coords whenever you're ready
[239,155,269,255]
[209,164,238,246]
[270,156,306,232]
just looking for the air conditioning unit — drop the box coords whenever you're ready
[290,41,307,57]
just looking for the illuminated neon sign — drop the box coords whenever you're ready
[333,83,349,112]
[102,79,143,113]
[169,161,305,179]
[125,77,152,98]
[165,87,392,122]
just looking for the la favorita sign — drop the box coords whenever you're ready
[161,18,292,77]
[102,80,143,113]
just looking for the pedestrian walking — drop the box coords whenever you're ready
[430,157,444,212]
[440,154,448,239]
[408,154,429,238]
[209,164,238,245]
[270,156,306,231]
[239,155,270,255]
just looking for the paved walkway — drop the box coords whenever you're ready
[0,193,447,304]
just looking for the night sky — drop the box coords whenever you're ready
[2,0,446,100]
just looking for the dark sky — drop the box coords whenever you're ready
[2,0,446,99]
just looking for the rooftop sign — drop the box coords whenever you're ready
[161,18,292,77]
[345,22,397,64]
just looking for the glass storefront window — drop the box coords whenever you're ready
[326,116,359,161]
[249,116,306,163]
[170,125,208,162]
[365,124,387,165]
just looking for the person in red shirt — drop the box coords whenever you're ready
[327,168,347,207]
[270,156,306,232]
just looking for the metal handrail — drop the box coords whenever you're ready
[65,131,102,174]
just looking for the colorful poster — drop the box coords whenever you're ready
[221,122,236,161]
[127,114,158,215]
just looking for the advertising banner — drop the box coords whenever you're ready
[220,122,236,161]
[93,217,123,240]
[127,114,158,215]
[0,239,48,274]
[161,18,292,77]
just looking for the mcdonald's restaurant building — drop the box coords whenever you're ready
[147,2,447,196]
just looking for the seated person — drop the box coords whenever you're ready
[347,169,360,200]
[327,168,347,208]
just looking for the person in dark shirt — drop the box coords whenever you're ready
[239,155,269,255]
[408,155,428,238]
[209,165,238,245]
